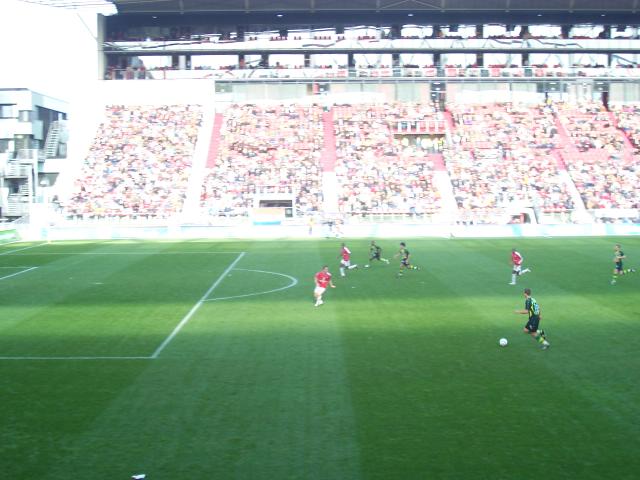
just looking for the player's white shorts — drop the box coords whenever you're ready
[340,259,351,267]
[314,286,326,296]
[513,264,522,273]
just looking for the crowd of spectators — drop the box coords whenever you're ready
[563,156,639,209]
[333,103,444,215]
[610,103,640,153]
[200,104,324,216]
[65,105,202,218]
[551,102,638,210]
[556,101,627,153]
[446,103,575,213]
[555,102,639,209]
[61,100,638,222]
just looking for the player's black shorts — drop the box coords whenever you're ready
[401,259,410,266]
[525,316,540,332]
[370,252,381,260]
[615,262,623,272]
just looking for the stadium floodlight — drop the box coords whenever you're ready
[16,0,118,15]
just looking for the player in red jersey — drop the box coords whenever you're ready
[314,265,336,307]
[509,248,531,285]
[338,243,358,277]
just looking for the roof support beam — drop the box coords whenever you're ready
[381,0,440,9]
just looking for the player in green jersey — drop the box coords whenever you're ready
[365,241,390,268]
[395,242,419,277]
[611,244,636,285]
[515,288,550,350]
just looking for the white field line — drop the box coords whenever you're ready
[150,251,246,359]
[0,239,22,246]
[3,251,245,256]
[0,243,46,256]
[0,356,151,360]
[0,266,38,282]
[205,268,298,302]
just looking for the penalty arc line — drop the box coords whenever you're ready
[150,251,246,359]
[204,268,298,302]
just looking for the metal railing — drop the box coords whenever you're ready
[53,208,640,226]
[4,162,33,178]
[105,66,640,82]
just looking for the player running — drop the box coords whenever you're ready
[365,240,390,268]
[509,248,531,285]
[611,243,636,285]
[338,243,358,277]
[395,242,419,277]
[514,288,550,350]
[314,265,336,307]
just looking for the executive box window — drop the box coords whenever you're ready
[0,104,17,119]
[19,110,34,122]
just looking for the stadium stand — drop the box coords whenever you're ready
[444,103,575,216]
[64,105,202,218]
[556,102,640,210]
[58,100,638,223]
[199,104,325,217]
[332,103,444,216]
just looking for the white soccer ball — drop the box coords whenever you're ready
[364,264,370,268]
[499,338,508,347]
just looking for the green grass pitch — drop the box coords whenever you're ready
[1,237,639,480]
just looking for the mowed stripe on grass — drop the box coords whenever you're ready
[0,242,241,357]
[0,238,638,479]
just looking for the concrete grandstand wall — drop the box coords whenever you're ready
[18,222,640,242]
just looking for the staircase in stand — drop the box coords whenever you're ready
[320,109,339,213]
[607,111,636,162]
[320,109,337,172]
[443,110,456,142]
[180,109,220,221]
[551,116,591,214]
[427,153,459,216]
[553,117,580,157]
[206,113,224,168]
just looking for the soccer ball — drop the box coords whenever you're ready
[364,264,370,268]
[499,338,508,347]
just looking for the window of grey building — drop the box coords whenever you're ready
[0,104,17,118]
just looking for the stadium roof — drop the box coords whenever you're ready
[108,0,637,14]
[18,0,115,8]
[17,0,118,14]
[24,0,638,14]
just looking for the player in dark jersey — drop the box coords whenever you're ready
[611,244,636,285]
[395,242,419,277]
[365,241,390,268]
[515,288,550,349]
